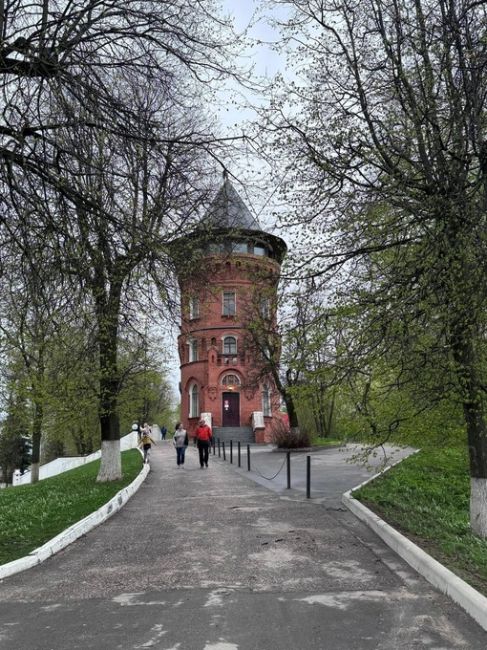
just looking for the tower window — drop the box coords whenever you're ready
[262,384,272,417]
[222,374,241,386]
[189,296,199,319]
[253,245,267,256]
[222,291,236,316]
[188,338,198,362]
[190,383,199,418]
[260,297,271,320]
[223,336,237,355]
[232,241,248,254]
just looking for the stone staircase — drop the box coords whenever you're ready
[212,426,255,444]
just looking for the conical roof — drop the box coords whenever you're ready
[203,178,262,231]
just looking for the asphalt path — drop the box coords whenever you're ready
[230,443,416,504]
[0,442,485,650]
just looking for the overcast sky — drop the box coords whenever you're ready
[218,1,287,129]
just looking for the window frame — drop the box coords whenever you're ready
[222,290,236,316]
[189,295,199,320]
[188,338,198,362]
[221,373,241,386]
[189,383,199,418]
[259,297,271,320]
[262,383,272,417]
[222,335,237,355]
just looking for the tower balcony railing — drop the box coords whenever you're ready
[217,353,246,366]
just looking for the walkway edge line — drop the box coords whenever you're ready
[0,461,150,581]
[342,488,487,632]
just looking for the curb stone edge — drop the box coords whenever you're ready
[0,455,150,581]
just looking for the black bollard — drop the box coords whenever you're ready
[218,438,221,457]
[306,455,311,498]
[230,440,233,464]
[247,444,251,471]
[222,441,226,461]
[286,451,291,489]
[238,441,241,467]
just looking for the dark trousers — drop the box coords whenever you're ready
[197,440,210,467]
[176,446,186,465]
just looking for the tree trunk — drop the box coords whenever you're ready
[283,389,300,434]
[30,368,45,483]
[97,438,122,482]
[30,464,39,483]
[31,413,42,483]
[95,286,122,482]
[451,331,487,538]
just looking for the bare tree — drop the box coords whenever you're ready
[0,1,239,481]
[266,0,487,536]
[38,69,216,480]
[0,0,236,198]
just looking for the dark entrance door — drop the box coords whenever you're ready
[222,392,240,427]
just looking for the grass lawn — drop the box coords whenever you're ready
[353,446,487,596]
[0,449,143,566]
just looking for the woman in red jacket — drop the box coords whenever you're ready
[194,419,212,468]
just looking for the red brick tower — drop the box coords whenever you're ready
[175,178,287,443]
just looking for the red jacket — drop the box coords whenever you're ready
[194,424,212,442]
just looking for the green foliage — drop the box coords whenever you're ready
[0,449,142,564]
[118,367,174,432]
[333,373,466,450]
[354,447,487,595]
[1,314,176,464]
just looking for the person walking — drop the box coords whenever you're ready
[139,423,156,464]
[194,419,212,468]
[173,422,188,467]
[160,425,167,441]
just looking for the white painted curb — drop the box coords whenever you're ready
[0,459,150,581]
[342,458,487,632]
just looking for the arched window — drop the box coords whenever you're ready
[223,336,237,355]
[189,383,199,418]
[262,384,272,417]
[222,374,241,386]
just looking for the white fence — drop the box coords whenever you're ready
[12,431,139,486]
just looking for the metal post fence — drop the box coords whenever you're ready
[306,455,311,499]
[286,451,291,489]
[222,441,226,461]
[218,439,221,458]
[237,441,241,468]
[230,440,233,464]
[247,444,251,471]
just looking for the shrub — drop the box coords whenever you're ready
[271,420,311,449]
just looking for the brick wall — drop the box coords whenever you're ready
[177,253,283,440]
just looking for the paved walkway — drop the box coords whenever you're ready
[0,442,485,649]
[229,443,415,504]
